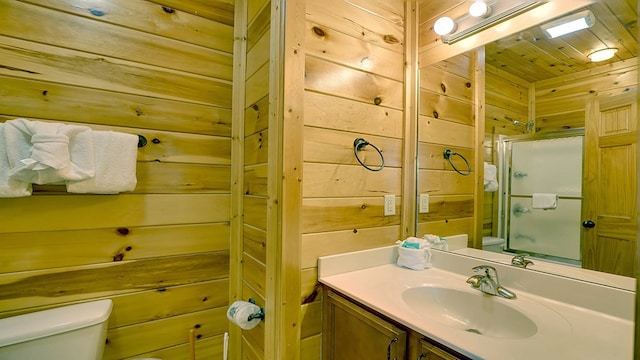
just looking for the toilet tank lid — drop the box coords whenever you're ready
[0,299,113,347]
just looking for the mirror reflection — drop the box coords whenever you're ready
[416,0,637,283]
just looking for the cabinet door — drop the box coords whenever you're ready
[323,290,406,360]
[415,338,462,360]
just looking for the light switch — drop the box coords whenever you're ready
[419,194,429,213]
[384,195,396,216]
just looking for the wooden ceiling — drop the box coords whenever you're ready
[484,0,638,83]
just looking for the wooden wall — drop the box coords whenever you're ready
[239,0,270,358]
[483,63,530,237]
[0,1,234,359]
[302,0,407,357]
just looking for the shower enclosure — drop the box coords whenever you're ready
[497,130,584,264]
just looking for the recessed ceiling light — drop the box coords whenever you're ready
[588,48,618,62]
[434,16,457,36]
[540,10,595,39]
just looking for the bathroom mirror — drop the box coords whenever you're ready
[416,0,637,289]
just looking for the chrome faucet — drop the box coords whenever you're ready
[511,254,534,268]
[466,265,516,299]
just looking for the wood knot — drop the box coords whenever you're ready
[373,97,382,105]
[433,111,439,119]
[465,82,471,88]
[312,26,325,37]
[162,6,175,13]
[440,83,447,92]
[116,227,130,236]
[152,138,161,144]
[383,35,399,44]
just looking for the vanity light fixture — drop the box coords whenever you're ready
[434,0,544,44]
[540,10,595,39]
[587,48,618,62]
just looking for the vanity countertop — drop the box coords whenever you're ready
[318,246,634,360]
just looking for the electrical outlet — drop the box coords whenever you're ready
[419,194,429,213]
[384,195,396,216]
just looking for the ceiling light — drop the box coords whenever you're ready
[588,48,618,62]
[541,10,595,39]
[434,16,457,36]
[469,1,491,18]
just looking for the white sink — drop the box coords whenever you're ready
[402,286,538,339]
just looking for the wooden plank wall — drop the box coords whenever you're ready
[483,64,530,237]
[0,1,234,359]
[302,0,406,357]
[241,0,270,358]
[535,58,638,132]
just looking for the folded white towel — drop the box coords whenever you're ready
[66,131,138,194]
[0,123,32,197]
[484,162,498,192]
[531,193,558,209]
[4,119,95,184]
[397,237,432,270]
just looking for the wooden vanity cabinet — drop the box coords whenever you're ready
[323,289,467,360]
[323,289,407,360]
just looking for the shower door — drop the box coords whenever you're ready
[499,131,584,261]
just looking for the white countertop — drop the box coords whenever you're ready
[319,246,634,360]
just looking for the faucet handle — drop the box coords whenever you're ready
[472,265,496,273]
[511,255,534,268]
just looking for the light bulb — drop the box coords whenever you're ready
[469,1,490,18]
[588,48,618,62]
[434,17,456,36]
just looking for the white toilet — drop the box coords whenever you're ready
[0,299,113,360]
[482,236,505,253]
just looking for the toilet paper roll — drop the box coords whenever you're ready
[227,300,262,330]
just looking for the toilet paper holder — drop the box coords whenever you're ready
[247,298,265,321]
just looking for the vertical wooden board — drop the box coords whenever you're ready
[300,226,401,269]
[305,56,404,110]
[104,307,228,359]
[303,91,403,138]
[0,1,233,79]
[303,163,401,198]
[0,223,230,273]
[418,116,474,147]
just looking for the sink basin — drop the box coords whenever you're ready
[402,286,537,339]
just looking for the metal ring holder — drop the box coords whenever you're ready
[247,297,265,321]
[353,138,385,172]
[443,148,471,176]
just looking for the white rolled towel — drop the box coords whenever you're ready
[0,123,32,197]
[4,119,95,184]
[484,162,498,192]
[66,131,138,194]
